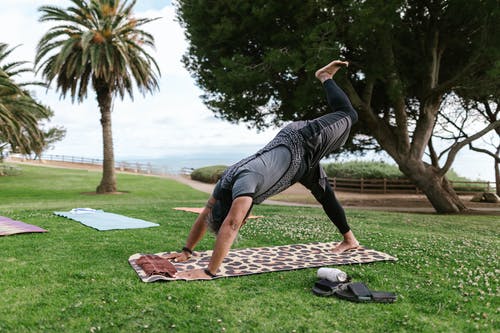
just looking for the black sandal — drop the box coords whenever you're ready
[311,279,344,296]
[333,282,397,303]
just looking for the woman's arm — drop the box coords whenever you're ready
[175,196,253,279]
[164,196,216,262]
[184,196,216,250]
[206,196,253,274]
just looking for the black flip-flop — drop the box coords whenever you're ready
[333,282,397,303]
[311,279,344,296]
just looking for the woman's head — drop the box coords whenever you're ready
[205,189,232,234]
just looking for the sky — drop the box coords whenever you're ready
[0,0,280,159]
[0,0,496,182]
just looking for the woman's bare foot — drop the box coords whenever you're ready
[331,240,360,254]
[331,230,359,254]
[315,60,349,82]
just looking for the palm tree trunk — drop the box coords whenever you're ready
[95,79,116,193]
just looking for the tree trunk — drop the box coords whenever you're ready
[343,68,469,213]
[94,79,117,194]
[495,157,500,197]
[399,161,467,213]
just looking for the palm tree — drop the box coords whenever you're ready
[35,0,160,193]
[0,43,48,159]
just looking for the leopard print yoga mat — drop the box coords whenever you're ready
[129,242,397,282]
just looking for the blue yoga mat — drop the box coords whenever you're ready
[54,208,159,231]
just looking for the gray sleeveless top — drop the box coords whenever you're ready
[219,125,305,203]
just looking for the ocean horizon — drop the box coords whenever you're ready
[116,149,496,183]
[37,144,496,183]
[125,152,250,174]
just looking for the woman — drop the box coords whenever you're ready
[168,60,360,280]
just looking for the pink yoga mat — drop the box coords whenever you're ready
[0,216,47,236]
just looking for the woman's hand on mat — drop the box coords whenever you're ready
[164,252,190,262]
[175,269,212,280]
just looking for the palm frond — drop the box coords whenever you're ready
[36,0,161,103]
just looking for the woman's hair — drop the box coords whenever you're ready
[205,190,231,234]
[204,211,221,235]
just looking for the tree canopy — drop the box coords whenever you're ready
[177,0,500,212]
[0,43,57,158]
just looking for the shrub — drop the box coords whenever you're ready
[322,161,404,179]
[322,161,488,192]
[190,165,228,183]
[445,169,471,182]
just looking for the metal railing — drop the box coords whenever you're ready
[8,154,187,176]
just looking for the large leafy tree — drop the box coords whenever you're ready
[36,0,160,193]
[177,0,500,213]
[0,43,49,160]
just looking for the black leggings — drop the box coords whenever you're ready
[299,79,356,235]
[304,170,350,235]
[300,79,358,141]
[319,79,354,234]
[316,181,350,235]
[323,79,358,122]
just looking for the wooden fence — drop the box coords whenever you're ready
[329,177,420,194]
[328,177,492,194]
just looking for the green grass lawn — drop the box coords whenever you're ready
[0,165,498,333]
